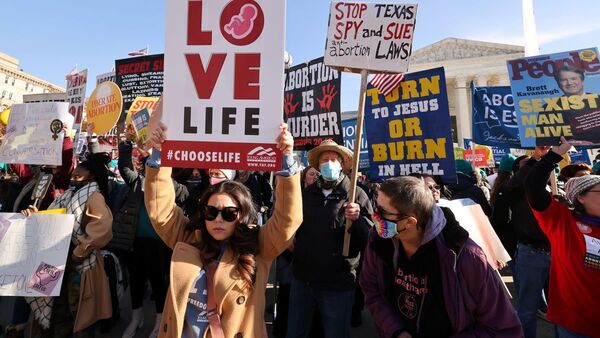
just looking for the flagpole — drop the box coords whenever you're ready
[343,69,369,257]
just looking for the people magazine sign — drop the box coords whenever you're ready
[324,2,417,73]
[284,57,342,149]
[507,48,600,147]
[162,0,286,170]
[364,67,456,183]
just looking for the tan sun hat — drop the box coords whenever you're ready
[307,139,353,173]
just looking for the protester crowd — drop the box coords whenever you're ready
[1,106,600,338]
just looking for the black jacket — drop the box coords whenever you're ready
[292,174,373,290]
[448,173,492,217]
[504,158,550,251]
[108,142,188,252]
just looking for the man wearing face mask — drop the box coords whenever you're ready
[287,139,373,338]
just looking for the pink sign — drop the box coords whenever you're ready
[28,262,63,296]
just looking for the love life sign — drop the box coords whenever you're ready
[162,0,286,170]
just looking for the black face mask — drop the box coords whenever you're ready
[69,180,87,192]
[186,177,203,190]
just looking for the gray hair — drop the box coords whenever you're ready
[379,176,435,229]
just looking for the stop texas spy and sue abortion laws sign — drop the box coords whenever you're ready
[161,0,285,170]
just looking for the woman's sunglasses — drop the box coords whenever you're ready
[202,205,240,222]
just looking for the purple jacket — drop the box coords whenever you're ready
[359,206,523,338]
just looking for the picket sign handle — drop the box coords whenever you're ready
[343,69,369,257]
[550,169,558,196]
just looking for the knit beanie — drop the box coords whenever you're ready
[593,161,600,174]
[499,154,516,172]
[455,159,474,174]
[564,174,600,203]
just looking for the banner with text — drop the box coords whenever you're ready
[471,83,520,148]
[507,48,600,147]
[343,118,370,169]
[324,2,417,73]
[0,213,74,296]
[115,54,164,123]
[0,102,72,165]
[162,0,286,170]
[365,67,456,183]
[284,57,342,149]
[66,69,88,126]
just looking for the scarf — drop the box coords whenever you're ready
[26,181,99,329]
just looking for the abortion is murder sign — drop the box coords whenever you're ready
[162,0,286,170]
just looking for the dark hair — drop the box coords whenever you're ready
[572,185,595,217]
[78,152,111,200]
[490,171,513,206]
[513,155,530,174]
[379,176,434,229]
[189,180,258,289]
[554,65,585,84]
[559,163,591,182]
[300,166,318,188]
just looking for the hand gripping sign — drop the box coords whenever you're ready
[162,0,286,170]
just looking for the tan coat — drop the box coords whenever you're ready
[144,166,302,338]
[72,191,113,332]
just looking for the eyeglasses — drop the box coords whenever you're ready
[209,172,227,179]
[202,205,240,222]
[374,206,409,223]
[428,185,441,191]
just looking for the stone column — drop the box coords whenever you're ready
[454,76,471,145]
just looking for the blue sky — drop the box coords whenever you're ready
[3,0,600,112]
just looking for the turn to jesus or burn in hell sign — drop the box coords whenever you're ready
[324,2,417,73]
[162,0,285,170]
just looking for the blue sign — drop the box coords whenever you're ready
[569,149,591,164]
[471,83,521,148]
[364,67,456,183]
[342,118,370,170]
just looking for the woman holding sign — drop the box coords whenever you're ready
[143,101,302,338]
[525,137,600,338]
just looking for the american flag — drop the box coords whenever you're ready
[369,73,404,96]
[128,47,148,56]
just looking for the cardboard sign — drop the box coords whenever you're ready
[31,174,53,200]
[0,213,74,296]
[66,69,88,126]
[126,96,159,125]
[284,57,342,149]
[365,67,457,183]
[86,82,123,135]
[324,2,418,73]
[507,48,600,147]
[438,199,512,269]
[115,54,164,123]
[162,0,286,170]
[0,102,72,165]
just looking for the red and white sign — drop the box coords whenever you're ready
[162,0,286,170]
[66,69,88,127]
[324,2,418,73]
[463,149,488,167]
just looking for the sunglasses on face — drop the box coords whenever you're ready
[428,184,441,191]
[202,205,240,222]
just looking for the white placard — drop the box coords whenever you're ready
[438,199,511,269]
[0,102,72,165]
[66,69,88,126]
[0,213,74,296]
[324,2,418,73]
[162,0,286,170]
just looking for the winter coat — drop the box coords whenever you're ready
[293,174,373,291]
[144,166,302,338]
[360,206,522,338]
[448,173,492,217]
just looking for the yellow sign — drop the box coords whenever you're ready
[35,208,67,214]
[127,96,159,125]
[86,82,123,134]
[0,107,10,125]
